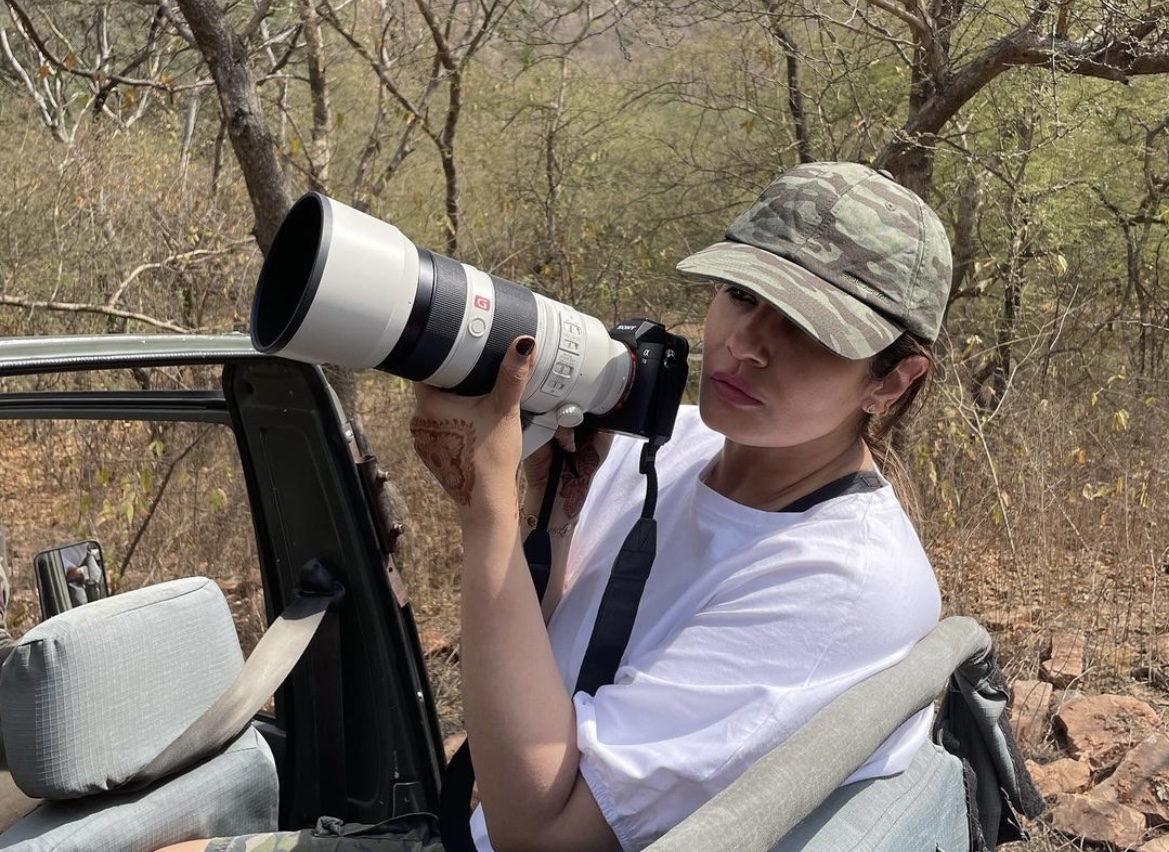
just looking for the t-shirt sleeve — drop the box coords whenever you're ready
[571,531,938,851]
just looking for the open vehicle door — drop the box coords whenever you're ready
[0,335,445,850]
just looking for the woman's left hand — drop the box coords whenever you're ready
[409,336,535,518]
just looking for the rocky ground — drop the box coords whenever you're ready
[1009,630,1169,851]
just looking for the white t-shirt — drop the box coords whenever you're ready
[472,405,941,851]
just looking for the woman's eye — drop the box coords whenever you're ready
[726,286,755,304]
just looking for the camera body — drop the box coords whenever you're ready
[587,319,689,447]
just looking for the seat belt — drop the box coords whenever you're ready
[128,561,345,787]
[440,442,663,851]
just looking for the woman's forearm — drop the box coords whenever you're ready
[458,508,614,852]
[408,342,615,851]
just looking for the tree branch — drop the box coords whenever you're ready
[860,0,926,39]
[0,296,192,333]
[3,0,179,94]
[907,7,1169,140]
[106,244,252,308]
[121,428,211,580]
[414,0,456,72]
[318,1,441,147]
[0,18,66,140]
[174,0,292,253]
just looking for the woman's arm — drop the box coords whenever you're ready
[411,338,618,852]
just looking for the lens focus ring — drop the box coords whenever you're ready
[452,279,538,396]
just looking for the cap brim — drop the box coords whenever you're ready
[677,241,901,360]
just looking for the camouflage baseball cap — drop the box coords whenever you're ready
[677,161,952,359]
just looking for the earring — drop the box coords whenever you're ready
[863,403,878,415]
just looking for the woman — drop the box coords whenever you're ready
[161,160,952,852]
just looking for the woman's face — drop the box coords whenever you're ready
[699,285,878,450]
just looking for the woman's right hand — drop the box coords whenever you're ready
[522,426,613,532]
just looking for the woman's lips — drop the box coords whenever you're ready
[711,373,763,406]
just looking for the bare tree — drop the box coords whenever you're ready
[300,0,333,194]
[698,0,1169,199]
[1094,112,1169,378]
[320,0,518,254]
[0,0,199,142]
[0,0,297,252]
[860,0,1169,196]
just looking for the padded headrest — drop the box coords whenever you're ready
[0,576,244,799]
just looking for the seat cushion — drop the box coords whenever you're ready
[771,742,970,851]
[0,725,278,852]
[0,577,244,799]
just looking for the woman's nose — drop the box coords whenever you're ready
[725,309,773,365]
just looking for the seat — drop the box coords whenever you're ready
[0,577,279,852]
[774,742,969,851]
[645,617,1043,852]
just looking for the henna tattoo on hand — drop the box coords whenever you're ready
[410,417,476,506]
[559,442,601,519]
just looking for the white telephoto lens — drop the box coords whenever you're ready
[522,296,631,417]
[253,192,637,424]
[267,198,421,367]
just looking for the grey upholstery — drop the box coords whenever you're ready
[0,728,277,852]
[645,618,992,852]
[644,617,1046,852]
[771,742,969,851]
[0,576,244,797]
[0,577,279,851]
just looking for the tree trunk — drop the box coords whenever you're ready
[173,0,292,254]
[301,0,333,195]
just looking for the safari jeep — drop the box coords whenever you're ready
[0,334,1040,852]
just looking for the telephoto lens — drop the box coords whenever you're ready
[251,193,644,448]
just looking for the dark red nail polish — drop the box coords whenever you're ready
[516,337,535,356]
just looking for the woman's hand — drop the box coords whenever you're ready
[522,427,614,530]
[410,336,535,519]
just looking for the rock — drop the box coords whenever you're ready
[1050,793,1147,849]
[1056,694,1163,771]
[1140,836,1169,851]
[419,629,455,658]
[1054,688,1087,714]
[1096,733,1169,822]
[1042,631,1087,689]
[1011,679,1054,750]
[1027,758,1091,797]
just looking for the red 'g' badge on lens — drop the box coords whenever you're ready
[474,295,491,311]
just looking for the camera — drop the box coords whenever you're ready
[250,193,689,452]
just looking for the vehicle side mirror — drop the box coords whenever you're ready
[34,540,109,619]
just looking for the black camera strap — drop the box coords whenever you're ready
[574,442,658,696]
[522,444,566,602]
[439,441,663,852]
